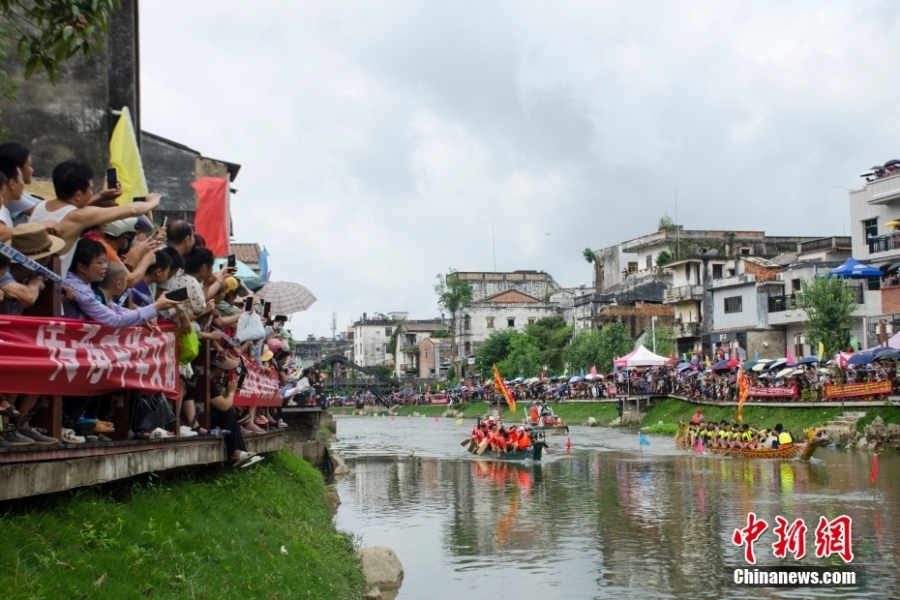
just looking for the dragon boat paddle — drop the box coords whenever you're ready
[476,440,490,455]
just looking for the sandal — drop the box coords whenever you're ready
[0,402,20,418]
[240,455,265,469]
[190,419,208,436]
[61,428,85,444]
[232,451,256,467]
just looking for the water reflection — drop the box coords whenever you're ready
[334,416,896,599]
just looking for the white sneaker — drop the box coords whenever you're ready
[180,426,198,438]
[150,427,171,439]
[61,428,85,444]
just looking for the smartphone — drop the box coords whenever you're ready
[106,167,118,189]
[236,370,248,390]
[227,254,236,268]
[263,301,271,320]
[243,297,254,312]
[167,287,189,302]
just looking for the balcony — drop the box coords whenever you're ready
[798,236,852,254]
[868,233,900,255]
[862,173,900,205]
[768,287,863,314]
[675,321,701,338]
[663,285,704,304]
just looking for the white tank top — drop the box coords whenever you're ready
[29,201,79,273]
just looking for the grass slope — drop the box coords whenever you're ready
[639,398,900,436]
[0,450,365,600]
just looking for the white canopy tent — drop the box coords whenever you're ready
[625,345,669,367]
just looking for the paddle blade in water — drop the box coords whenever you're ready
[434,417,440,423]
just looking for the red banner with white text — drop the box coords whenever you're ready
[747,385,798,398]
[233,355,282,407]
[0,315,178,397]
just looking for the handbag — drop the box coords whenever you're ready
[178,325,200,365]
[237,311,266,343]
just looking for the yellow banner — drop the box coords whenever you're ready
[823,381,891,399]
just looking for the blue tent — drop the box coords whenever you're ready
[828,258,882,279]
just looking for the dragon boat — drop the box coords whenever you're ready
[531,423,569,436]
[675,425,829,461]
[463,431,548,462]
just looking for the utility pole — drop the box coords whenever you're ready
[651,315,657,354]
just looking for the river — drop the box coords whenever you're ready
[333,415,897,599]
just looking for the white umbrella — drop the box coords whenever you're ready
[256,281,317,315]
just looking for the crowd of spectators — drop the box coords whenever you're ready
[0,144,296,466]
[862,159,900,183]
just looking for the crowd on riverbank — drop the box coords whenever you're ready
[0,144,310,464]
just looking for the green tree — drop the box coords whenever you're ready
[651,323,675,358]
[796,277,856,357]
[473,328,517,378]
[498,332,544,378]
[430,328,451,339]
[656,249,672,267]
[658,214,676,231]
[583,247,600,289]
[524,315,571,373]
[596,323,635,372]
[564,328,604,372]
[0,0,119,94]
[434,269,473,355]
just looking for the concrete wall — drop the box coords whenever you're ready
[455,302,561,356]
[849,176,900,262]
[0,0,139,178]
[746,329,787,362]
[453,272,557,302]
[141,132,199,218]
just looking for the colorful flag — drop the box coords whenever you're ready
[191,176,231,257]
[818,341,825,360]
[705,355,711,369]
[259,246,270,282]
[493,364,516,414]
[870,454,879,483]
[696,436,703,455]
[639,433,650,446]
[737,363,750,423]
[109,106,149,205]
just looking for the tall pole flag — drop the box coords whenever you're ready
[737,362,749,422]
[191,177,231,257]
[492,364,516,414]
[109,106,149,205]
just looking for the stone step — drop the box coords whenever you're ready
[843,411,867,418]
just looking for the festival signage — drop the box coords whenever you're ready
[823,381,892,399]
[747,385,798,398]
[0,315,178,397]
[233,356,283,407]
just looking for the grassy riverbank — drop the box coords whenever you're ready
[640,398,900,436]
[0,450,365,600]
[384,401,619,424]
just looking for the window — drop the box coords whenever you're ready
[464,342,472,355]
[863,218,878,243]
[385,327,392,337]
[791,278,801,292]
[712,264,723,279]
[646,255,653,269]
[463,314,471,331]
[627,262,638,274]
[528,318,536,325]
[724,296,743,314]
[507,317,515,328]
[740,247,751,255]
[406,334,416,345]
[486,317,495,329]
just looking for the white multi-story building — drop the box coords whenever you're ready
[352,312,406,368]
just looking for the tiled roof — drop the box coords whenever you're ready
[232,243,261,264]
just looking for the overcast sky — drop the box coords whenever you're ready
[140,1,900,339]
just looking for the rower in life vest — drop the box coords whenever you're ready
[772,423,793,449]
[530,403,540,425]
[690,408,704,425]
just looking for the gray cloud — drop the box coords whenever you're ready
[139,1,900,337]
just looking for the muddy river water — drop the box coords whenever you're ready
[333,415,898,599]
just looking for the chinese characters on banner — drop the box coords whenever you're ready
[733,513,853,564]
[823,381,891,399]
[233,355,282,407]
[0,315,178,398]
[746,385,799,399]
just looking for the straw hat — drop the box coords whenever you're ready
[261,347,274,362]
[11,222,65,260]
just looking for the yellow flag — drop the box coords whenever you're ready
[109,106,149,205]
[818,341,825,361]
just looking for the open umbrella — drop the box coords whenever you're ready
[256,281,317,314]
[213,258,256,278]
[569,376,583,383]
[751,360,771,372]
[886,221,900,229]
[874,350,900,361]
[797,356,819,365]
[775,367,795,378]
[711,359,731,371]
[847,354,873,365]
[763,358,788,371]
[742,360,758,370]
